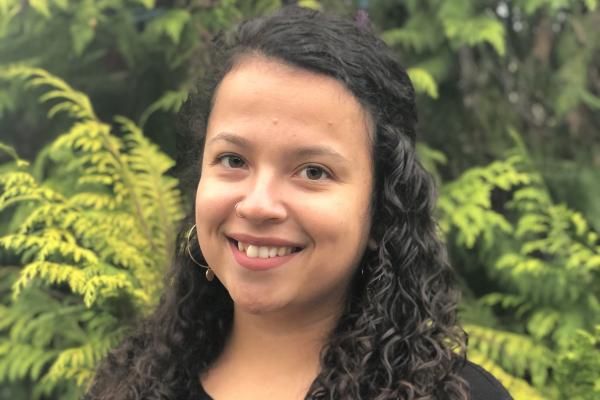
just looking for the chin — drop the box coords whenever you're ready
[235,297,288,315]
[238,302,278,315]
[229,286,288,315]
[218,271,288,314]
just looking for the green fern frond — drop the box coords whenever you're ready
[497,176,600,306]
[437,2,506,55]
[526,308,562,340]
[468,350,546,400]
[0,341,58,382]
[495,254,583,304]
[1,66,182,321]
[552,50,598,117]
[0,65,97,120]
[381,11,445,52]
[135,0,155,9]
[82,274,135,307]
[407,68,439,98]
[28,0,51,18]
[479,292,530,314]
[1,231,99,263]
[145,9,191,44]
[51,120,114,156]
[465,324,552,387]
[0,171,63,212]
[555,325,600,399]
[67,193,119,210]
[297,0,321,10]
[12,261,87,299]
[0,142,29,167]
[438,156,531,247]
[139,89,188,127]
[42,309,126,386]
[0,288,126,396]
[116,116,183,266]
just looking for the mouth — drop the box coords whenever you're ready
[227,237,303,259]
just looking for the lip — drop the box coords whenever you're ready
[228,239,301,271]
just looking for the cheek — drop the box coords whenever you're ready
[295,192,371,249]
[298,200,369,296]
[195,177,237,238]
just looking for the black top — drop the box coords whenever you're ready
[192,359,513,399]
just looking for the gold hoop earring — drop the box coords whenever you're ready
[186,224,214,282]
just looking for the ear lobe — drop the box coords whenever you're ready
[368,238,377,250]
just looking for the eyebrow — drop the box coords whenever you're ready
[208,132,349,163]
[208,132,250,148]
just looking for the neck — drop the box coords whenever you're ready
[217,308,339,380]
[226,304,339,369]
[200,303,343,398]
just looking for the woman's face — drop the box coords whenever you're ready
[195,56,373,318]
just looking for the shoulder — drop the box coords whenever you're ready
[456,359,513,400]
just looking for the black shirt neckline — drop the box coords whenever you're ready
[191,359,513,400]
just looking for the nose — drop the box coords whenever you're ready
[235,172,287,223]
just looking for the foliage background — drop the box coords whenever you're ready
[0,0,599,399]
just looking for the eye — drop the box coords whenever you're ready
[217,154,246,169]
[298,165,331,180]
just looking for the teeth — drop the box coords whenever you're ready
[246,244,258,258]
[237,241,298,259]
[258,246,269,258]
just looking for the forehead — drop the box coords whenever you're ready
[207,56,374,147]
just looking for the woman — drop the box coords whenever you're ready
[88,6,512,400]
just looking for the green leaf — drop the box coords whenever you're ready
[407,68,439,98]
[135,0,155,9]
[70,21,95,56]
[298,0,321,10]
[445,16,506,56]
[146,9,191,44]
[0,142,29,167]
[584,0,598,10]
[381,12,444,52]
[139,90,188,127]
[29,0,51,18]
[581,90,600,110]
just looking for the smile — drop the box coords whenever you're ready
[235,240,301,258]
[227,237,303,271]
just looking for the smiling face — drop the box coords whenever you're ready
[195,56,373,318]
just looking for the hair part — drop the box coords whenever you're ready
[87,6,468,400]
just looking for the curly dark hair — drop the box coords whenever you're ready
[87,6,469,400]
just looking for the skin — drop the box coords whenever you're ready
[195,56,374,399]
